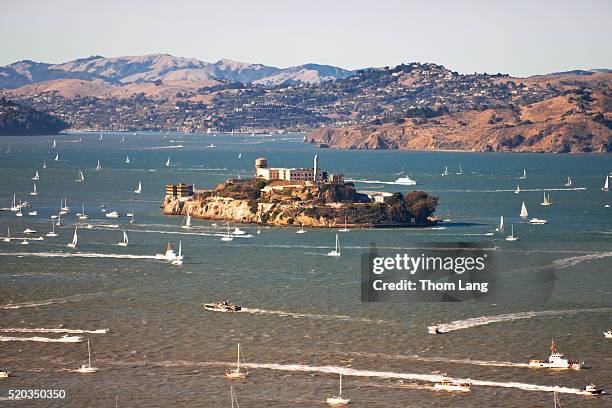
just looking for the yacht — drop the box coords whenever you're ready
[76,170,85,182]
[0,370,9,378]
[105,211,120,218]
[165,156,171,167]
[515,185,521,194]
[225,343,248,379]
[221,223,234,241]
[20,238,29,245]
[30,183,37,196]
[232,227,246,235]
[75,339,98,374]
[28,210,38,216]
[96,160,102,171]
[495,215,504,232]
[394,172,417,185]
[155,242,178,261]
[171,241,183,265]
[441,166,449,176]
[603,175,609,191]
[52,139,56,149]
[67,227,78,248]
[296,223,306,234]
[23,228,36,234]
[3,227,10,243]
[540,192,552,206]
[125,155,130,164]
[46,221,58,237]
[117,230,128,247]
[134,181,142,194]
[61,197,70,213]
[519,169,527,180]
[327,234,341,257]
[32,171,39,181]
[338,215,350,232]
[56,212,62,226]
[54,153,59,161]
[528,339,584,369]
[564,176,573,187]
[10,194,20,211]
[433,380,472,392]
[520,202,528,218]
[456,164,464,175]
[529,218,548,225]
[203,300,241,312]
[182,213,192,229]
[576,384,604,396]
[505,224,518,241]
[604,330,612,339]
[78,203,88,220]
[326,373,350,405]
[42,160,47,169]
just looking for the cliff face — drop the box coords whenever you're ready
[306,90,612,153]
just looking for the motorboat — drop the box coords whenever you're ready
[0,370,9,378]
[105,211,120,218]
[28,211,38,216]
[576,384,604,395]
[604,330,612,339]
[394,172,416,185]
[433,380,472,392]
[204,300,241,312]
[428,326,442,335]
[155,242,178,261]
[528,339,584,369]
[23,228,36,234]
[529,218,548,225]
[232,227,246,235]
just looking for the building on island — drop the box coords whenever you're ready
[166,183,194,198]
[255,155,328,183]
[359,190,394,203]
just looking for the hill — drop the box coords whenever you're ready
[0,98,68,136]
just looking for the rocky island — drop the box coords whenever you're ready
[0,97,68,136]
[162,157,438,228]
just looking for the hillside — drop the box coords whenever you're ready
[0,98,68,136]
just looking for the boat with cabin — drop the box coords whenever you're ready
[528,339,584,369]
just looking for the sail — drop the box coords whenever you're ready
[134,181,141,193]
[499,216,504,230]
[70,227,78,246]
[52,140,56,149]
[54,153,59,161]
[520,202,528,217]
[123,231,128,245]
[126,156,130,164]
[186,214,191,227]
[604,176,609,191]
[96,160,102,171]
[166,156,171,167]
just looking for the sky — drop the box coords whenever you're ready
[1,0,610,77]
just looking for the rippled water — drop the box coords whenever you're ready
[0,132,610,407]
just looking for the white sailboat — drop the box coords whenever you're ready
[338,214,350,232]
[56,212,62,226]
[171,241,183,265]
[327,234,341,257]
[54,153,59,161]
[96,160,102,171]
[30,183,38,196]
[61,197,70,213]
[42,160,47,169]
[540,192,552,206]
[238,153,242,159]
[52,140,57,149]
[78,203,88,220]
[495,216,504,232]
[125,155,130,164]
[456,164,464,175]
[221,222,234,241]
[45,221,58,237]
[603,175,609,191]
[67,227,78,248]
[134,181,142,194]
[520,169,527,180]
[520,202,528,218]
[76,170,85,182]
[506,224,518,241]
[441,165,449,176]
[564,176,573,187]
[514,185,520,194]
[296,223,306,234]
[75,339,98,374]
[165,156,171,167]
[3,227,10,243]
[182,213,192,229]
[10,194,19,211]
[225,343,248,379]
[326,373,350,405]
[28,210,37,216]
[117,230,128,247]
[32,171,39,181]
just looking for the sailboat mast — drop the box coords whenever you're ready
[236,343,240,372]
[339,373,342,396]
[87,339,91,366]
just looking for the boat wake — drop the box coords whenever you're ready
[348,352,530,368]
[0,335,82,343]
[1,289,130,310]
[438,187,587,193]
[240,308,387,324]
[121,228,253,239]
[136,145,184,150]
[0,251,159,260]
[0,328,108,335]
[346,179,417,186]
[553,251,612,269]
[430,307,612,333]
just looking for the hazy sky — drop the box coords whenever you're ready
[1,0,610,76]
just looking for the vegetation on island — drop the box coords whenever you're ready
[0,98,68,136]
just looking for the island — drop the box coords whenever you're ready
[162,156,438,228]
[0,97,68,136]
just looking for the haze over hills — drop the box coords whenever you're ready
[0,54,354,89]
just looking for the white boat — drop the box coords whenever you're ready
[528,339,584,369]
[495,215,504,232]
[15,209,23,217]
[434,380,472,392]
[32,171,39,181]
[165,156,171,167]
[238,153,242,159]
[209,143,216,148]
[125,155,130,164]
[134,181,142,194]
[428,325,442,334]
[98,133,103,141]
[61,197,70,213]
[28,210,38,216]
[221,223,234,241]
[75,339,98,374]
[338,214,350,232]
[117,230,129,247]
[67,227,78,248]
[76,170,85,182]
[441,165,449,176]
[10,194,19,211]
[225,343,248,379]
[3,227,10,242]
[171,241,183,265]
[105,211,120,218]
[78,203,88,220]
[327,234,341,257]
[42,160,47,169]
[520,169,527,180]
[30,183,38,196]
[456,164,464,175]
[54,153,59,161]
[326,373,350,405]
[56,212,62,226]
[520,201,528,218]
[540,192,552,206]
[602,175,609,191]
[20,239,29,245]
[155,242,178,261]
[232,227,246,235]
[394,172,417,185]
[182,213,192,229]
[505,224,518,241]
[52,139,57,149]
[23,228,36,234]
[96,160,102,171]
[576,384,604,396]
[604,330,612,339]
[564,176,573,187]
[46,221,58,237]
[515,185,520,194]
[0,370,9,378]
[296,223,306,234]
[529,218,548,225]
